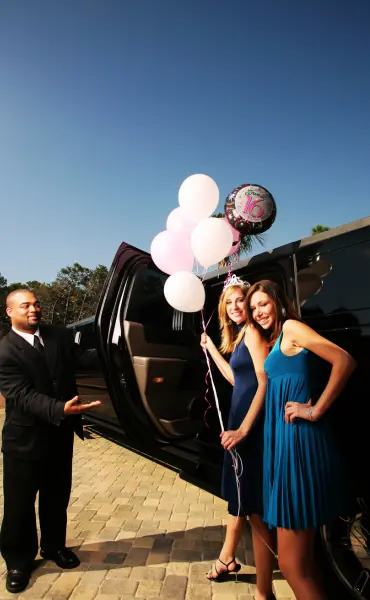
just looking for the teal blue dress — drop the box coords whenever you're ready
[263,332,347,530]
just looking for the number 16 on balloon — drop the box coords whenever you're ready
[242,194,264,219]
[224,183,277,235]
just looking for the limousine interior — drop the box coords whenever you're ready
[70,216,370,599]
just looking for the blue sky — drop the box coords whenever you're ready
[1,0,369,283]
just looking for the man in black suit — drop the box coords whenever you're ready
[0,289,101,593]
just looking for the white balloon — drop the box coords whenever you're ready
[166,207,196,236]
[191,217,234,268]
[178,174,219,222]
[164,271,205,313]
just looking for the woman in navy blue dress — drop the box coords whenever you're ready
[201,276,274,599]
[246,280,356,600]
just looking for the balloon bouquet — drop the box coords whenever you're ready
[150,174,276,516]
[150,172,276,413]
[150,174,276,313]
[150,174,237,312]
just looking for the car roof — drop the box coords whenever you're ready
[203,215,370,282]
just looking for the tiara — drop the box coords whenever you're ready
[223,274,250,289]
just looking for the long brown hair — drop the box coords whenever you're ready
[218,284,249,354]
[245,280,300,347]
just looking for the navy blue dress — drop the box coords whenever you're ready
[221,327,264,517]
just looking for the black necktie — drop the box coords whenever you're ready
[33,334,44,354]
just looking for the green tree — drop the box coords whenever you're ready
[54,263,92,324]
[311,224,330,236]
[52,263,108,325]
[7,282,28,292]
[1,263,109,328]
[76,264,109,321]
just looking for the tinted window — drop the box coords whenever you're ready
[125,267,195,334]
[74,322,102,370]
[78,322,95,350]
[298,240,370,318]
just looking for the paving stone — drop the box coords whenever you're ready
[161,574,188,599]
[69,583,99,600]
[189,562,213,583]
[185,519,205,529]
[121,520,142,532]
[79,510,97,521]
[153,510,172,520]
[173,538,203,550]
[184,527,204,539]
[170,549,202,562]
[165,562,190,577]
[135,580,162,597]
[103,552,127,565]
[130,566,166,581]
[116,530,138,540]
[19,579,52,599]
[132,536,155,549]
[151,537,174,553]
[30,570,61,585]
[186,582,212,599]
[123,547,150,567]
[96,527,121,540]
[80,569,109,585]
[142,498,160,507]
[146,552,169,566]
[46,571,82,599]
[104,517,126,529]
[105,567,132,579]
[0,407,296,600]
[100,578,138,595]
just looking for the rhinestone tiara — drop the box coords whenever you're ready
[223,273,250,290]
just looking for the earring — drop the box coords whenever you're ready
[282,307,286,317]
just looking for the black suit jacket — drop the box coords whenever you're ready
[0,324,84,460]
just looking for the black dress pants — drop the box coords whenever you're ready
[0,427,74,570]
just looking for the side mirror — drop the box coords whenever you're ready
[74,331,81,345]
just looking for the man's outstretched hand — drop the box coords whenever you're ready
[64,396,101,415]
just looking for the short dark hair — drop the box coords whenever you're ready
[6,289,35,309]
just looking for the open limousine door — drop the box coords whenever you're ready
[94,242,208,443]
[88,241,228,491]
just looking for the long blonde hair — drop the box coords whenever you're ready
[218,284,250,354]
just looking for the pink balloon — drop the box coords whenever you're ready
[224,219,241,257]
[151,230,194,275]
[166,207,197,236]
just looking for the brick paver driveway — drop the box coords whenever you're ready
[0,407,295,599]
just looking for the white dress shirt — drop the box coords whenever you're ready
[12,327,44,348]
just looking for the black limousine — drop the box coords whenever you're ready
[70,216,370,599]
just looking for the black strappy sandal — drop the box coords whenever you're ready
[206,557,241,582]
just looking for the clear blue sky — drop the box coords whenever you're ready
[1,0,369,283]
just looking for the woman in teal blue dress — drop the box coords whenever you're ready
[246,279,356,600]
